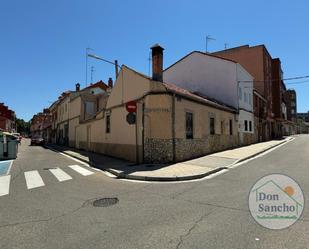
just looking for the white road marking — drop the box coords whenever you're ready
[45,145,115,177]
[0,175,11,196]
[49,168,72,182]
[68,165,94,176]
[24,170,45,189]
[229,137,294,169]
[7,160,13,175]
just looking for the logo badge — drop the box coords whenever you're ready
[249,174,304,230]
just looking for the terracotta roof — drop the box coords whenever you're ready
[83,80,108,91]
[122,65,237,113]
[162,82,236,113]
[164,51,237,72]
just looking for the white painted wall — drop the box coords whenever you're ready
[163,52,238,108]
[238,110,254,133]
[164,52,255,138]
[237,64,253,112]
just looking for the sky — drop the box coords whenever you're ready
[1,0,308,121]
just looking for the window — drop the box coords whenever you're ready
[106,114,110,133]
[221,120,225,134]
[229,119,233,135]
[244,92,248,103]
[249,121,252,132]
[249,94,252,106]
[185,112,193,139]
[210,117,215,135]
[85,102,95,115]
[239,87,242,100]
[244,120,248,131]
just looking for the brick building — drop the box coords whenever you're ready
[285,89,297,122]
[0,103,16,132]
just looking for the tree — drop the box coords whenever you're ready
[16,118,30,135]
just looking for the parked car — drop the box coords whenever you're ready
[12,133,22,143]
[30,136,45,146]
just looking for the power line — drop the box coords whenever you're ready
[239,75,309,83]
[286,80,309,85]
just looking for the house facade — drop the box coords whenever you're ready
[69,81,109,148]
[56,92,71,146]
[213,45,274,141]
[163,51,255,145]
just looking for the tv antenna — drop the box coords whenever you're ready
[206,35,216,53]
[85,47,93,87]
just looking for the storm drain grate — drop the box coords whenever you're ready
[43,167,57,170]
[92,198,119,207]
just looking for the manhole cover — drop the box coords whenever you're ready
[92,198,119,207]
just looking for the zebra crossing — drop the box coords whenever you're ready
[0,165,94,197]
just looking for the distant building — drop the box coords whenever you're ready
[297,111,309,122]
[285,89,297,122]
[30,109,51,140]
[0,103,16,132]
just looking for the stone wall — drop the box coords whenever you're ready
[241,133,256,146]
[175,135,238,162]
[143,135,239,163]
[144,138,173,163]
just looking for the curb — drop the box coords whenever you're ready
[44,137,292,182]
[233,138,290,165]
[44,144,228,181]
[105,166,228,182]
[43,144,95,166]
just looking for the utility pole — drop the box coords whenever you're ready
[90,66,95,83]
[148,51,151,77]
[206,35,216,53]
[85,47,93,87]
[224,43,228,49]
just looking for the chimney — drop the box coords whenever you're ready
[151,44,164,82]
[108,77,113,88]
[75,83,80,91]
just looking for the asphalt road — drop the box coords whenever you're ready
[0,136,308,249]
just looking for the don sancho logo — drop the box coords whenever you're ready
[249,174,304,230]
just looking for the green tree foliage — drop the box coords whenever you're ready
[16,118,30,135]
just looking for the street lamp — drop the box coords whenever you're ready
[87,53,120,82]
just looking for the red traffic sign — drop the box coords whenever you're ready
[126,101,137,113]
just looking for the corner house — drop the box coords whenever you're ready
[74,45,239,163]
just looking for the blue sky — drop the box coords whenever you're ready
[1,0,308,121]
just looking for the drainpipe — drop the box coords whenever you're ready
[172,94,176,162]
[142,102,145,163]
[135,109,138,163]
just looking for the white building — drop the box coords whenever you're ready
[163,51,255,145]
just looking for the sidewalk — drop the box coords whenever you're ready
[45,137,292,181]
